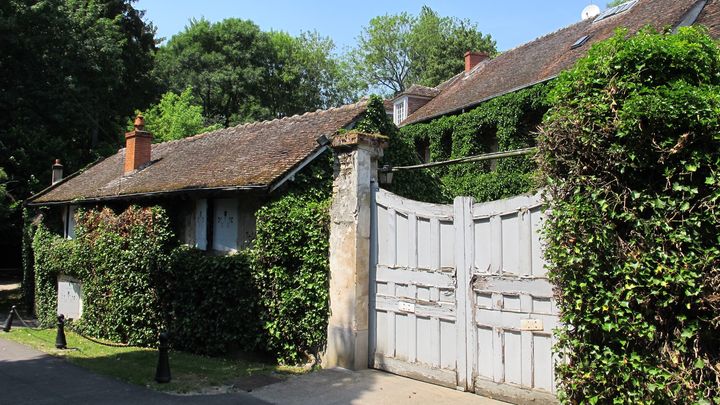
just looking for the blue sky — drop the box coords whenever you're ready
[135,1,611,52]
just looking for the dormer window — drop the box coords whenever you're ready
[393,97,408,125]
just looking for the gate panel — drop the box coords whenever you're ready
[370,187,558,402]
[370,188,458,387]
[470,194,559,402]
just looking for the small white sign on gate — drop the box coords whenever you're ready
[57,274,83,319]
[398,301,416,313]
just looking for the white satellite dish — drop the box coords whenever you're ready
[581,4,601,20]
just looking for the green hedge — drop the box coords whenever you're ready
[32,206,262,355]
[539,27,720,403]
[32,187,333,362]
[251,195,331,364]
[159,246,260,355]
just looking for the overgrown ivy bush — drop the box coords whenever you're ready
[398,84,548,202]
[356,96,446,203]
[32,205,263,354]
[539,27,720,403]
[249,154,333,364]
[33,206,172,344]
[159,246,259,355]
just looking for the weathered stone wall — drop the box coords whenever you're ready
[323,132,386,370]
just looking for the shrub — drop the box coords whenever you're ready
[160,246,260,355]
[251,189,332,364]
[33,206,173,345]
[539,27,720,403]
[32,205,263,354]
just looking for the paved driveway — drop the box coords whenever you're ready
[249,368,508,405]
[0,338,267,405]
[0,337,507,405]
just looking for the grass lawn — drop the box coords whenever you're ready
[1,328,304,394]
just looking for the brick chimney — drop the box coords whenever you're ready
[51,159,63,184]
[464,51,490,73]
[124,114,153,174]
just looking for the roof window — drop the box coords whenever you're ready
[594,0,638,23]
[571,35,592,49]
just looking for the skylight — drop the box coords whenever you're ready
[571,35,591,49]
[594,0,638,23]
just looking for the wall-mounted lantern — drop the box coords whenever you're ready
[378,165,394,185]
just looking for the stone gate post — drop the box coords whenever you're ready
[323,131,387,370]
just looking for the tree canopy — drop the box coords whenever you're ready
[133,88,221,143]
[0,0,157,241]
[349,6,496,95]
[154,19,359,126]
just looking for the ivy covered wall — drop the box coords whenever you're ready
[397,84,549,202]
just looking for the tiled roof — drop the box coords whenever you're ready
[30,101,367,204]
[402,0,720,125]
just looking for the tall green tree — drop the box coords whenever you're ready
[134,88,221,142]
[154,19,358,126]
[154,18,266,127]
[0,0,157,258]
[349,6,496,95]
[263,31,361,119]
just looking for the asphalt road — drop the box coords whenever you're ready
[0,337,269,405]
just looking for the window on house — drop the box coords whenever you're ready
[415,138,431,163]
[393,98,407,125]
[194,199,208,250]
[440,132,453,160]
[486,134,500,171]
[571,35,591,50]
[63,205,77,239]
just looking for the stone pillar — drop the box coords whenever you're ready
[323,131,387,370]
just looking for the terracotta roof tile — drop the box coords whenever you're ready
[402,0,720,125]
[30,101,367,204]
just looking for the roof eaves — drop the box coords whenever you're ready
[269,145,329,193]
[24,157,104,206]
[25,184,269,206]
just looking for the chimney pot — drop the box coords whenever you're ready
[464,51,490,73]
[124,114,153,174]
[134,114,145,131]
[52,159,64,185]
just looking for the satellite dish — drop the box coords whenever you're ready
[581,4,601,20]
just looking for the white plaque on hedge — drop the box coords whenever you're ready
[57,274,82,319]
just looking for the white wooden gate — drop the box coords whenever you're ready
[369,186,558,403]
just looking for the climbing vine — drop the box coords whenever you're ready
[539,27,720,403]
[397,84,548,202]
